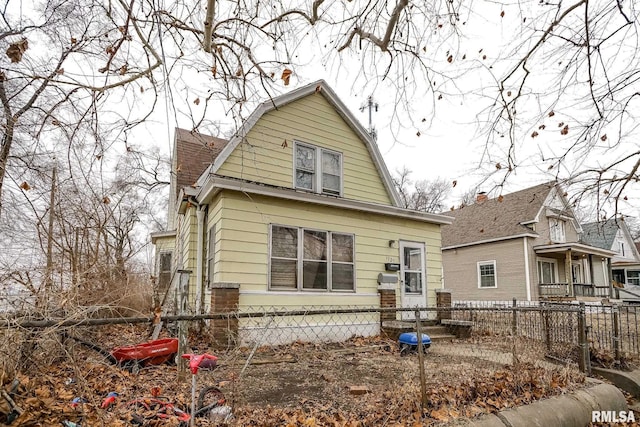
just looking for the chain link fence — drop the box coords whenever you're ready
[1,302,594,425]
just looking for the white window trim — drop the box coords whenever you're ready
[268,224,355,292]
[628,270,640,286]
[537,257,559,283]
[549,218,566,243]
[477,260,497,289]
[293,141,343,196]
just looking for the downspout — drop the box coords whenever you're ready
[523,237,531,301]
[195,206,206,315]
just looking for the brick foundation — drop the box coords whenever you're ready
[436,289,452,322]
[378,286,396,323]
[210,283,240,348]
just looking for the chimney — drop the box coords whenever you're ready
[476,191,488,203]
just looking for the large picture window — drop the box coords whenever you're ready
[295,142,342,196]
[270,225,354,291]
[477,260,497,288]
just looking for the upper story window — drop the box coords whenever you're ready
[549,218,566,243]
[295,142,342,196]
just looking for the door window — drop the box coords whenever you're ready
[403,246,423,294]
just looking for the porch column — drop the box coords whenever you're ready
[565,249,573,297]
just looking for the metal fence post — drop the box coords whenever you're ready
[543,306,552,353]
[177,269,191,381]
[415,310,428,412]
[578,302,591,375]
[613,304,621,364]
[511,298,518,365]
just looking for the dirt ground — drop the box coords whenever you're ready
[1,325,588,426]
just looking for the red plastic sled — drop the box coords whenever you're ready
[111,338,178,369]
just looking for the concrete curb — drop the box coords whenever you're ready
[592,367,640,397]
[447,382,627,427]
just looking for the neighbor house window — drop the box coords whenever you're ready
[158,252,172,291]
[629,271,640,286]
[270,225,354,291]
[549,218,566,243]
[538,258,558,283]
[477,261,497,288]
[295,142,342,196]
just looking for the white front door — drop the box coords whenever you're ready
[400,241,426,320]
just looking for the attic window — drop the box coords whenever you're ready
[294,142,342,196]
[549,218,566,243]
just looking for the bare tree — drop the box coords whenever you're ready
[393,167,452,213]
[474,0,640,213]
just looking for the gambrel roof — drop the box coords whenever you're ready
[206,80,401,207]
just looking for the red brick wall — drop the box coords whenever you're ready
[436,289,452,321]
[379,288,396,322]
[210,284,239,348]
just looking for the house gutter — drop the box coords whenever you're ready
[523,237,531,301]
[196,176,454,225]
[195,206,206,315]
[442,234,538,251]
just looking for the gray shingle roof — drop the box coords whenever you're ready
[174,128,228,198]
[441,182,558,248]
[581,218,619,250]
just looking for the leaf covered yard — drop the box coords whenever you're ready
[1,325,587,426]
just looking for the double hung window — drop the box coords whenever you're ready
[295,142,342,196]
[477,261,497,288]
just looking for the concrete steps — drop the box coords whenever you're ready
[381,320,457,341]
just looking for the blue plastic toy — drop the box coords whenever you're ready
[398,332,431,356]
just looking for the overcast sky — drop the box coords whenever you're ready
[130,0,638,220]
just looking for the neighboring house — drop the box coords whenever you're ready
[151,80,453,344]
[581,217,640,292]
[441,183,616,302]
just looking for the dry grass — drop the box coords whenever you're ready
[0,326,587,426]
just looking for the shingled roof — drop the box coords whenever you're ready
[441,182,558,248]
[174,128,228,197]
[580,218,619,250]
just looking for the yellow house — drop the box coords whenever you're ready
[151,80,453,344]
